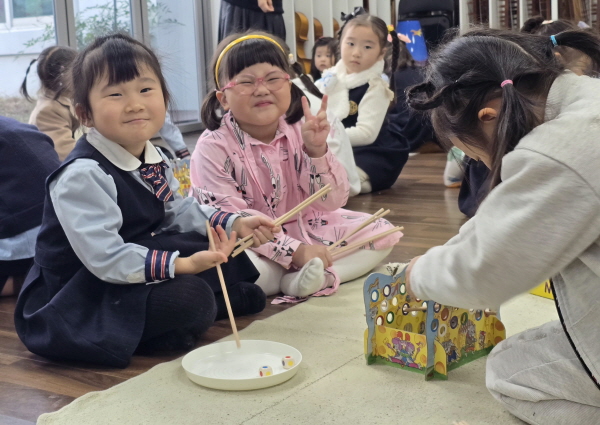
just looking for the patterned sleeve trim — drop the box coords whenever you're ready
[175,148,191,158]
[145,249,175,282]
[209,210,235,230]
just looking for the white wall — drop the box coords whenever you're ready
[0,54,41,97]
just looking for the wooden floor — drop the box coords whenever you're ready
[0,152,466,424]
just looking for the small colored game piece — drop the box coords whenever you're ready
[259,366,273,377]
[281,356,295,369]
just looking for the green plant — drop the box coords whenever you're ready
[23,1,181,50]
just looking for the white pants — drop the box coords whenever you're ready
[486,320,600,425]
[246,248,392,296]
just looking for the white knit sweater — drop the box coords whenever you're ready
[316,60,394,147]
[412,72,600,384]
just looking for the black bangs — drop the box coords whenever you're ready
[71,33,169,121]
[103,40,147,86]
[85,38,162,87]
[219,39,289,85]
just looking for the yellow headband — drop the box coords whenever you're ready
[214,35,286,89]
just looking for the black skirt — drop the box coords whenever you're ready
[218,1,286,42]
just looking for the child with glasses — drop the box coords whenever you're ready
[192,32,401,301]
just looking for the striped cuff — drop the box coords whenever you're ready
[209,211,235,231]
[175,148,191,158]
[145,250,175,282]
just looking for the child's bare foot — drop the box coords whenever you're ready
[1,277,14,296]
[1,276,25,297]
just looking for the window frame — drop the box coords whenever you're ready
[52,0,213,130]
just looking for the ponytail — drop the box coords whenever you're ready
[490,81,539,187]
[521,16,546,34]
[288,83,306,123]
[20,59,37,102]
[551,30,600,75]
[200,90,224,131]
[408,81,452,111]
[292,62,323,99]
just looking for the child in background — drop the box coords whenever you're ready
[14,34,278,368]
[387,33,438,154]
[310,37,338,82]
[317,13,409,193]
[406,30,600,424]
[21,46,80,161]
[0,116,60,296]
[192,33,401,299]
[288,43,361,196]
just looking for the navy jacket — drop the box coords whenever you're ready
[0,116,60,239]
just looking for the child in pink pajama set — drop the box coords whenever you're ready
[192,32,402,299]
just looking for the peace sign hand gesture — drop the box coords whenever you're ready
[301,95,330,158]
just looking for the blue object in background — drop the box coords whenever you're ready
[396,20,428,62]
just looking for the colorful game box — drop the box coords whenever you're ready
[364,264,506,380]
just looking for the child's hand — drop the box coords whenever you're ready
[258,0,274,13]
[232,216,281,247]
[301,95,330,158]
[292,244,333,269]
[174,226,235,275]
[405,255,421,299]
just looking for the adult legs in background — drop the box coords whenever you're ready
[486,320,600,425]
[218,2,285,42]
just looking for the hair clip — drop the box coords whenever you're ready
[341,6,366,22]
[550,35,558,47]
[288,53,296,65]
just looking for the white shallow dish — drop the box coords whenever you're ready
[182,340,302,391]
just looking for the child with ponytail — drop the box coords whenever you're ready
[21,46,80,161]
[191,32,401,300]
[287,43,361,196]
[405,29,600,424]
[316,12,409,193]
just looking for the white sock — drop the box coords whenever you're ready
[356,167,372,194]
[280,258,326,297]
[443,147,465,187]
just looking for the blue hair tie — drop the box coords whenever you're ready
[550,35,558,47]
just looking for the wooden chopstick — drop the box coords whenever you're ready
[231,184,333,258]
[327,208,390,252]
[331,226,404,258]
[206,221,241,349]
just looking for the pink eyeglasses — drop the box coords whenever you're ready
[221,71,291,95]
